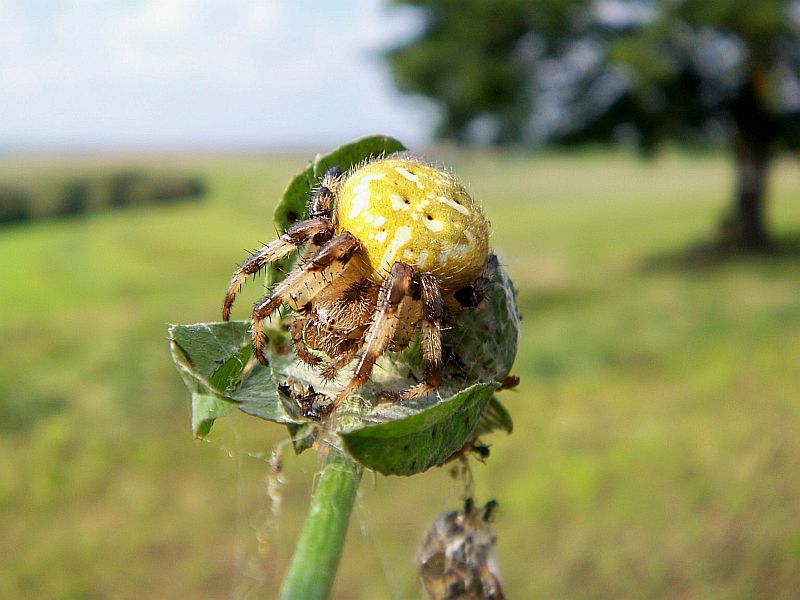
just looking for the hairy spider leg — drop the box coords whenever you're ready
[222,217,334,320]
[453,253,499,308]
[308,166,343,219]
[318,342,361,382]
[335,261,414,405]
[401,272,444,400]
[251,231,360,365]
[265,166,345,274]
[288,317,323,367]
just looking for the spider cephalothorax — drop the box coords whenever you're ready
[223,156,496,405]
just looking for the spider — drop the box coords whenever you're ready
[222,155,496,405]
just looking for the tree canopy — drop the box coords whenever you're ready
[387,0,800,248]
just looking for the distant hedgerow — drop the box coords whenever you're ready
[0,169,207,225]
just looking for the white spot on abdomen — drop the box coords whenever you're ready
[349,192,370,220]
[349,173,385,219]
[380,225,412,271]
[417,249,430,269]
[395,166,424,189]
[395,167,419,183]
[354,173,385,193]
[389,193,410,211]
[437,195,469,215]
[424,218,444,232]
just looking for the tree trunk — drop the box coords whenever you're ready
[725,144,771,251]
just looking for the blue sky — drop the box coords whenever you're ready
[0,0,433,150]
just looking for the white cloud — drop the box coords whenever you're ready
[0,0,431,149]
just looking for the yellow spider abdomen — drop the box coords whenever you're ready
[335,157,490,289]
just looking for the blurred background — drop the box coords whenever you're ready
[2,1,799,598]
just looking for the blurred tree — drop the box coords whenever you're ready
[0,185,31,224]
[387,0,800,250]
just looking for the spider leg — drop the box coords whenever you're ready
[319,339,360,382]
[289,317,323,367]
[222,217,334,320]
[401,272,444,400]
[453,253,499,308]
[309,166,343,219]
[335,261,414,404]
[278,167,345,265]
[251,232,360,365]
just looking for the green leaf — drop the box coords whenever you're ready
[340,383,498,476]
[285,422,317,455]
[209,344,252,392]
[229,363,290,422]
[168,321,302,437]
[169,320,251,380]
[268,135,406,286]
[192,393,235,439]
[475,395,514,436]
[446,265,520,384]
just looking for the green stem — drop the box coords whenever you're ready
[279,446,363,600]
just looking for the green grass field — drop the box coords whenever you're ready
[1,150,799,599]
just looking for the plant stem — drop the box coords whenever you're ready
[279,446,363,600]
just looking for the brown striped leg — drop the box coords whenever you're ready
[401,272,443,400]
[308,166,343,219]
[289,318,323,367]
[251,232,360,365]
[222,217,334,320]
[319,342,360,382]
[335,261,414,404]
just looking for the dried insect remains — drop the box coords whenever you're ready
[416,498,504,599]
